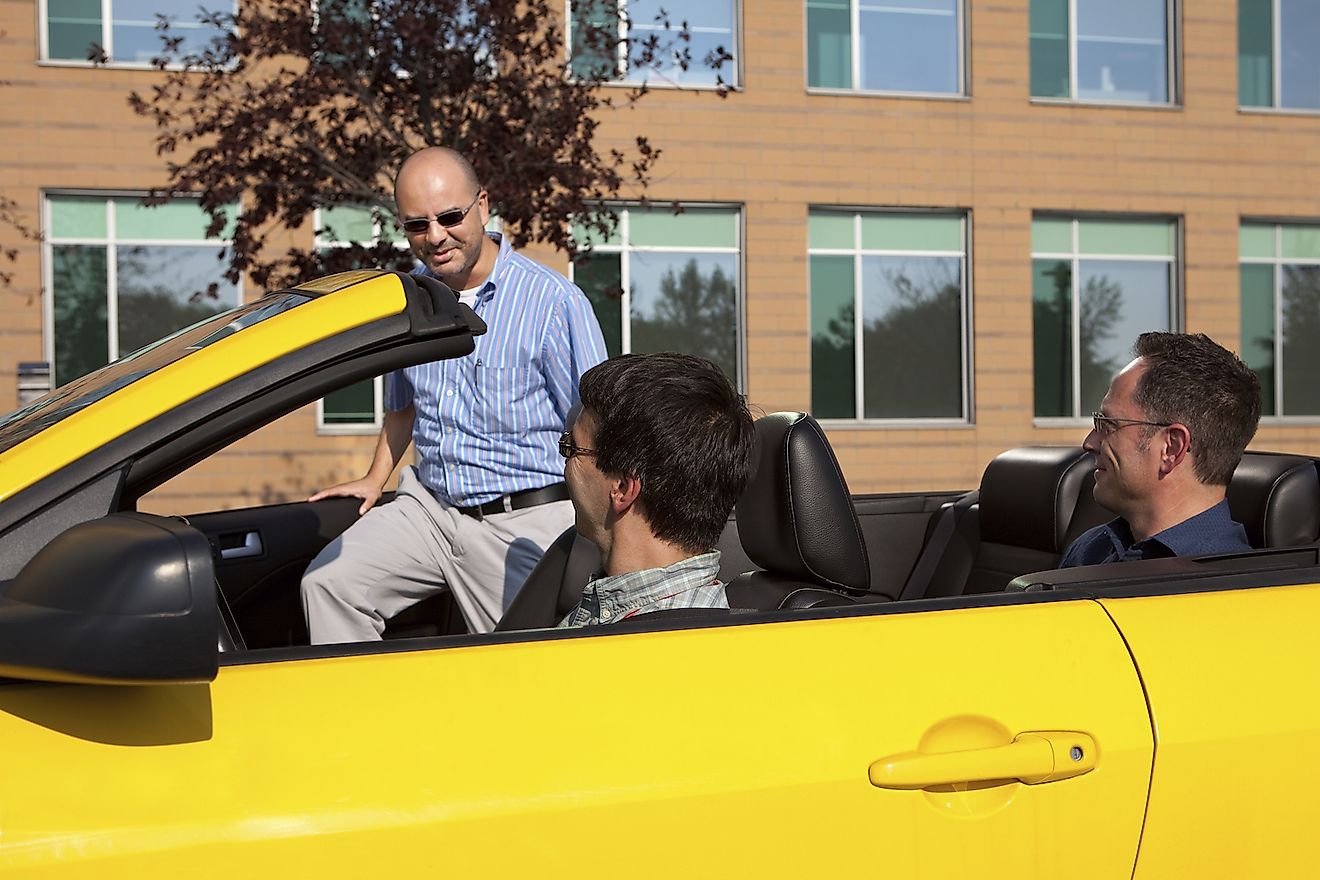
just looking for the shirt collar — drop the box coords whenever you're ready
[586,551,723,613]
[1106,498,1241,557]
[413,231,506,302]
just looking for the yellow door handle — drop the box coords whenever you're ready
[868,730,1097,790]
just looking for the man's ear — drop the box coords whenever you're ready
[610,474,642,515]
[1160,424,1191,476]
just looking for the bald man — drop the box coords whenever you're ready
[301,147,608,642]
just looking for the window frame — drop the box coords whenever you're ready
[807,206,974,427]
[1239,219,1320,421]
[804,0,969,98]
[1029,0,1181,108]
[1030,212,1183,426]
[40,190,243,388]
[38,0,236,68]
[564,0,742,90]
[570,203,746,391]
[1238,0,1320,114]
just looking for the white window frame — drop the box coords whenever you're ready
[807,207,973,427]
[41,190,242,386]
[1030,0,1180,107]
[1031,214,1183,426]
[804,0,968,98]
[38,0,236,68]
[564,0,741,90]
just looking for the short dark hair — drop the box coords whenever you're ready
[1131,332,1261,486]
[578,353,756,554]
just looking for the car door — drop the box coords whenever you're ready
[0,594,1151,878]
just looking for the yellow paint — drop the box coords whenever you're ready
[0,273,407,502]
[0,600,1152,877]
[1101,583,1320,878]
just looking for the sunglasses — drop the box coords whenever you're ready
[400,191,482,235]
[1091,411,1173,437]
[558,431,597,460]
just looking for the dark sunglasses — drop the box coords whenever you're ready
[400,191,482,235]
[558,431,597,460]
[1091,411,1173,437]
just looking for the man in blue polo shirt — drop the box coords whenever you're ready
[301,147,607,641]
[1060,332,1262,567]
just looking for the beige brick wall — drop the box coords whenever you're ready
[4,0,1320,514]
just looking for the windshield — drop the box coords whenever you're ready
[0,293,313,456]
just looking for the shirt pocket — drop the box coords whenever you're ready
[471,360,536,437]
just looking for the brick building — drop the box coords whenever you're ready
[3,0,1319,515]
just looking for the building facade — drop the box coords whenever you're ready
[3,0,1320,514]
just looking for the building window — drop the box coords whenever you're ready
[43,193,239,387]
[1239,0,1320,110]
[1031,215,1178,419]
[1239,222,1320,416]
[808,210,970,422]
[1029,0,1174,104]
[806,0,963,95]
[313,204,409,431]
[41,0,231,64]
[569,0,738,87]
[571,206,742,385]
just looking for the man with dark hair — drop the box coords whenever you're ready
[557,353,757,626]
[1060,331,1262,567]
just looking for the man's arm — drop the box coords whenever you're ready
[544,288,608,422]
[308,405,416,515]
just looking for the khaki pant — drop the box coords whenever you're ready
[301,467,574,643]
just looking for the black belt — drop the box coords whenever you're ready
[455,482,570,520]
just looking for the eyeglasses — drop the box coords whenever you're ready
[400,191,482,235]
[1091,411,1173,437]
[558,431,597,460]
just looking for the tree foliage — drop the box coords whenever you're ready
[127,0,728,289]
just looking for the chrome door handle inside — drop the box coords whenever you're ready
[868,731,1097,790]
[219,530,263,560]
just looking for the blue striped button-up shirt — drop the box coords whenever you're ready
[385,233,607,507]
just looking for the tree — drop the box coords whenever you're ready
[127,0,730,289]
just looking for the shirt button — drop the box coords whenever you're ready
[446,390,454,397]
[599,609,612,621]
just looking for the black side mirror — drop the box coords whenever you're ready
[0,513,219,685]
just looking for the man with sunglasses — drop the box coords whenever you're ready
[1059,332,1261,568]
[302,147,607,642]
[555,353,757,627]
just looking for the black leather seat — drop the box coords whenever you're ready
[1226,452,1320,548]
[725,412,871,610]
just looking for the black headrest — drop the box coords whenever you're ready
[1227,453,1320,549]
[734,412,870,593]
[978,447,1096,553]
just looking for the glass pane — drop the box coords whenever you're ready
[1078,260,1171,411]
[1078,218,1173,256]
[1030,0,1070,97]
[628,207,737,249]
[1031,216,1072,254]
[573,253,624,357]
[571,211,622,249]
[627,0,735,86]
[860,213,962,252]
[115,197,222,241]
[1239,222,1275,259]
[51,245,109,386]
[807,0,852,88]
[1075,0,1168,103]
[1033,259,1073,417]
[323,379,378,424]
[571,0,621,80]
[859,0,960,94]
[49,195,108,240]
[1239,263,1276,415]
[1281,265,1320,414]
[1238,0,1273,107]
[810,255,857,419]
[47,0,102,60]
[861,255,964,419]
[628,252,739,383]
[113,0,223,62]
[116,245,237,355]
[808,211,854,250]
[320,205,377,243]
[1279,0,1320,109]
[1281,225,1320,260]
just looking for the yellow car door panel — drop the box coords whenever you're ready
[0,598,1152,878]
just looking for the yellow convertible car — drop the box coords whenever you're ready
[1,270,1319,877]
